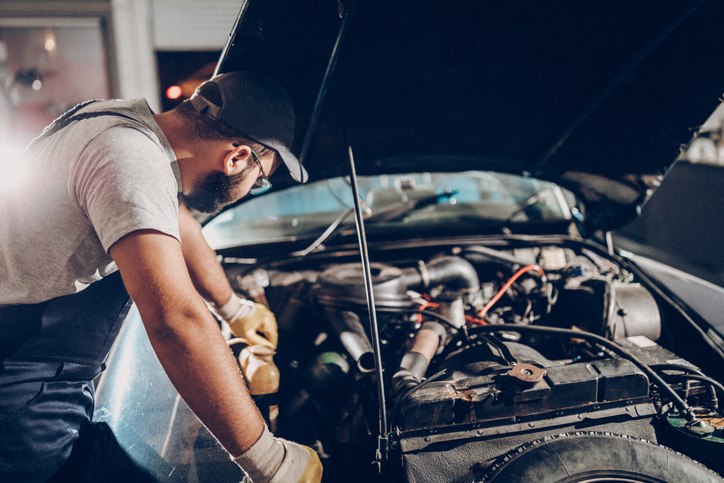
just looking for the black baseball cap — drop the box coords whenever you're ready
[189,71,308,183]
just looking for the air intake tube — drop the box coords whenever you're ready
[401,256,480,293]
[315,256,479,376]
[325,308,376,373]
[392,321,447,394]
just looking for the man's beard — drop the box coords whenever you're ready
[181,170,245,214]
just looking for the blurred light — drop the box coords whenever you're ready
[166,85,182,100]
[31,79,42,91]
[685,136,724,165]
[43,28,57,60]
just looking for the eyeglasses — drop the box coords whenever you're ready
[234,144,272,195]
[249,150,272,195]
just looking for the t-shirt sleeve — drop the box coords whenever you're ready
[72,126,181,252]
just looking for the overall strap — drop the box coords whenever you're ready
[26,100,141,150]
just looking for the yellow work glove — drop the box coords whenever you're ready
[233,425,323,483]
[216,294,278,349]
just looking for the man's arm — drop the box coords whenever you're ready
[178,202,232,308]
[177,203,278,348]
[109,229,264,456]
[110,230,322,482]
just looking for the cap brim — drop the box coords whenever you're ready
[274,144,308,183]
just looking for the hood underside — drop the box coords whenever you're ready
[216,0,724,230]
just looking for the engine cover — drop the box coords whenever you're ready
[390,338,661,483]
[397,358,650,432]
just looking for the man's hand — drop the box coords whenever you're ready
[217,294,278,349]
[229,303,278,349]
[234,425,323,483]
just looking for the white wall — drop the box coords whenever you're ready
[151,0,240,51]
[111,0,158,109]
[111,0,242,112]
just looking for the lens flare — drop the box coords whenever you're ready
[0,144,29,192]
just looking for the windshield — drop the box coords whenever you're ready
[203,171,574,250]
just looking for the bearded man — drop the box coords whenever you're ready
[0,71,322,483]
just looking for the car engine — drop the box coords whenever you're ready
[223,239,724,482]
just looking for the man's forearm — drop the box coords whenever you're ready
[178,202,233,308]
[145,305,264,456]
[110,230,264,457]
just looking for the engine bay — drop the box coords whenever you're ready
[222,236,724,482]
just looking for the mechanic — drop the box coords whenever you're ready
[0,71,322,482]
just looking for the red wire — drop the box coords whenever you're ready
[417,301,439,322]
[465,314,488,326]
[478,265,545,318]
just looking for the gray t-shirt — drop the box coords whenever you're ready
[0,99,182,305]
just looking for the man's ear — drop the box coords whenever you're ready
[224,143,252,175]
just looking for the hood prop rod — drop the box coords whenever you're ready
[347,145,389,472]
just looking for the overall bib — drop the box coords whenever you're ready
[0,273,132,482]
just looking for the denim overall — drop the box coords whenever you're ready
[0,104,154,482]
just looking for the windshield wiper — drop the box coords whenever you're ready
[364,188,457,223]
[291,207,356,257]
[292,189,456,257]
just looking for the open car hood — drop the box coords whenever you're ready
[215,0,724,231]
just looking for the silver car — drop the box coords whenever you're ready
[96,1,724,482]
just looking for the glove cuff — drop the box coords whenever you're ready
[232,424,285,481]
[216,293,255,322]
